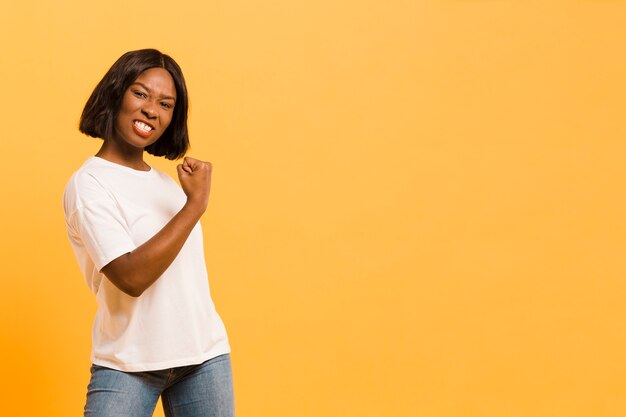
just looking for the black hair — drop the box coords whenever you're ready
[79,49,189,160]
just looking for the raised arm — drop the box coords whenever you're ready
[101,157,212,297]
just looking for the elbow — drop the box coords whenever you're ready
[108,275,146,298]
[114,277,148,298]
[121,285,145,298]
[101,255,148,297]
[101,269,147,297]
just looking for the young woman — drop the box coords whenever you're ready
[63,49,233,417]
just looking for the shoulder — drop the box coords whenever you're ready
[63,158,115,216]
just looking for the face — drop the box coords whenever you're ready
[112,67,177,151]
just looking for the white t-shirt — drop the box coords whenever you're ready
[63,156,230,372]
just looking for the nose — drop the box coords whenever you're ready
[141,101,158,119]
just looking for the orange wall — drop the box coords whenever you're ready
[1,1,626,416]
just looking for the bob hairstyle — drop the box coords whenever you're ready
[79,49,189,160]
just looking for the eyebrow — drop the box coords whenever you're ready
[131,82,177,102]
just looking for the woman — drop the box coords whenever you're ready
[63,49,233,417]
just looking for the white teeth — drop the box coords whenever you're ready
[134,121,153,132]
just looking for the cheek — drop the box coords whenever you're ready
[114,112,126,130]
[162,113,174,130]
[122,96,141,112]
[116,102,134,123]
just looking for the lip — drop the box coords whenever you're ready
[132,119,156,138]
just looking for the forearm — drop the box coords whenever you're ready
[101,201,205,297]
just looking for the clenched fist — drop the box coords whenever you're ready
[176,156,212,213]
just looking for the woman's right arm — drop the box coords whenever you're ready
[101,157,212,297]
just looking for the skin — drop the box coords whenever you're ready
[95,67,212,297]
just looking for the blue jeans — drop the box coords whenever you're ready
[84,354,234,417]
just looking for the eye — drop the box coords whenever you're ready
[132,90,147,98]
[160,102,174,109]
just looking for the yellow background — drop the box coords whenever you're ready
[1,1,626,416]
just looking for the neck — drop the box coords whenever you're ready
[96,140,150,171]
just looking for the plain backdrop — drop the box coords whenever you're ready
[1,1,626,416]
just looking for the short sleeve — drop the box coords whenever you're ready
[72,198,138,271]
[64,171,138,272]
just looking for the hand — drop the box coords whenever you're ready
[176,156,212,212]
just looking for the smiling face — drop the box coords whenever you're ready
[112,67,177,153]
